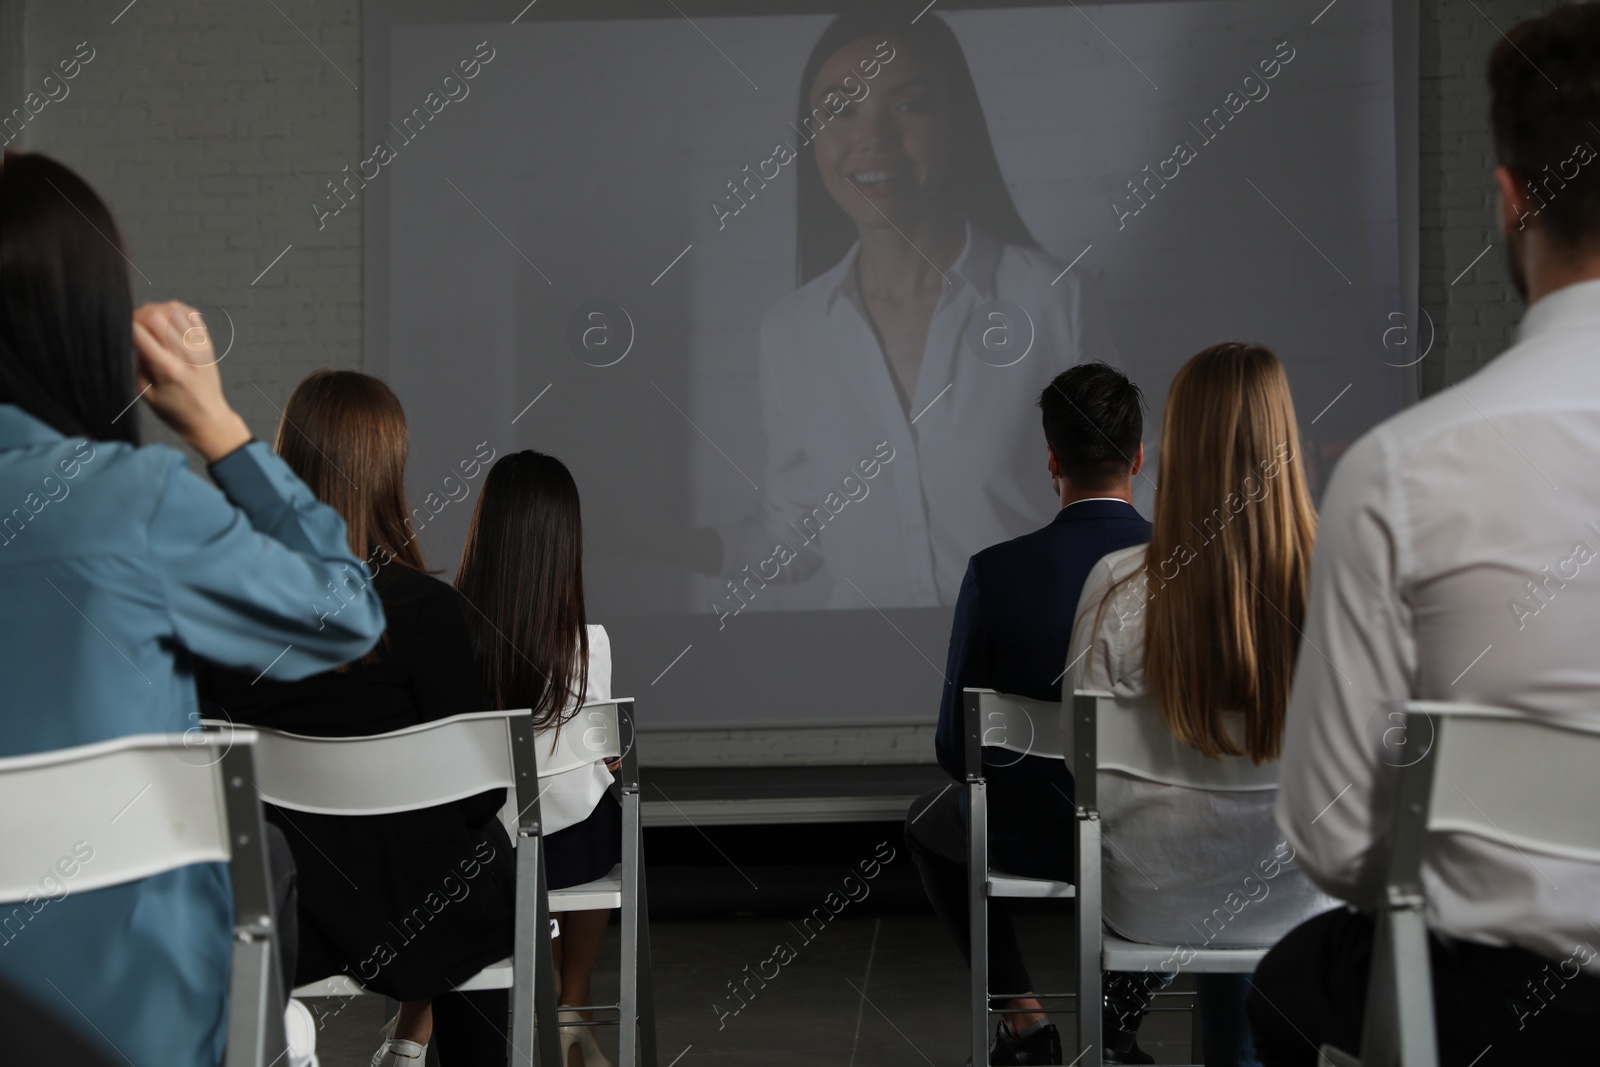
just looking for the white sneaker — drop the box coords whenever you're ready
[284,999,319,1067]
[371,1013,428,1067]
[370,1039,426,1067]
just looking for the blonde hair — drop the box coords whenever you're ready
[1092,343,1317,762]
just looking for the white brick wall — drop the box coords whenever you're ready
[1418,0,1568,396]
[11,0,1560,432]
[16,0,363,449]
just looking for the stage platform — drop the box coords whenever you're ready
[638,763,948,827]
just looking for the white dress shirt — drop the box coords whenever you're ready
[720,222,1119,608]
[1278,277,1600,971]
[1070,545,1337,949]
[536,624,615,835]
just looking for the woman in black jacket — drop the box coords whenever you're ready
[202,370,511,1067]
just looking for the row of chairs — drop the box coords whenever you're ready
[963,688,1600,1067]
[0,701,658,1067]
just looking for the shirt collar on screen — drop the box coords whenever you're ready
[823,219,1001,314]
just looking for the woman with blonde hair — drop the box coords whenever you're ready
[1067,343,1336,1066]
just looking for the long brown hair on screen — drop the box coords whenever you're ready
[454,451,589,729]
[275,370,427,574]
[1089,343,1317,763]
[793,10,1039,285]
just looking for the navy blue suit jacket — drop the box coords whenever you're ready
[933,498,1151,878]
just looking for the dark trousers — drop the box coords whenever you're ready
[1248,907,1600,1066]
[904,786,1192,1048]
[905,785,1038,1000]
[266,822,298,996]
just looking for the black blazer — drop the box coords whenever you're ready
[200,566,512,999]
[933,498,1152,880]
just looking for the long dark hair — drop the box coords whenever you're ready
[0,150,139,444]
[276,370,427,574]
[794,10,1039,285]
[455,451,589,728]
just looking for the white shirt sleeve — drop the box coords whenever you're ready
[1068,546,1150,697]
[1276,430,1416,909]
[528,624,619,836]
[583,623,612,702]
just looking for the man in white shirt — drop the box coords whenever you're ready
[1250,6,1600,1064]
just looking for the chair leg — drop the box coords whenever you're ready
[513,836,564,1067]
[636,863,659,1067]
[968,781,990,1067]
[1190,993,1204,1064]
[1075,817,1104,1067]
[620,787,643,1067]
[224,935,287,1067]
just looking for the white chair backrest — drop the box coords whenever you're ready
[1074,690,1279,792]
[1416,702,1600,863]
[539,701,625,776]
[971,690,1063,760]
[244,703,629,817]
[0,731,248,902]
[246,710,528,817]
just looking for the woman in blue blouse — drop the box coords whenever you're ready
[0,151,384,1067]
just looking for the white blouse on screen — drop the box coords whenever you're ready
[1068,545,1336,950]
[718,221,1120,609]
[535,623,615,835]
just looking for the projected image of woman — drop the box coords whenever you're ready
[714,11,1119,610]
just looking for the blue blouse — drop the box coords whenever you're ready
[0,404,385,1067]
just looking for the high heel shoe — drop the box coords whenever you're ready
[371,1012,428,1067]
[558,1009,612,1067]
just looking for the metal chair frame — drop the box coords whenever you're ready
[1071,690,1278,1067]
[0,729,286,1067]
[239,703,656,1067]
[1316,702,1600,1067]
[962,688,1078,1067]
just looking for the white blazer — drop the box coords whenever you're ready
[537,624,615,835]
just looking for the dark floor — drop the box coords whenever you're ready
[307,822,1206,1067]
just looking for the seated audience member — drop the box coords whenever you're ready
[455,451,621,1067]
[0,152,383,1067]
[905,362,1156,1066]
[201,371,511,1067]
[1068,344,1337,1067]
[1252,6,1600,1063]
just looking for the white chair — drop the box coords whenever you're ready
[252,702,656,1067]
[1070,690,1281,1067]
[1316,701,1600,1067]
[0,728,288,1067]
[962,689,1077,1067]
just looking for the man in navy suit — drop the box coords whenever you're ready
[905,362,1154,1065]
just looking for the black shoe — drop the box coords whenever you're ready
[1103,1038,1155,1064]
[988,1020,1062,1065]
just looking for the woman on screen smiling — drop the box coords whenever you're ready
[715,11,1119,610]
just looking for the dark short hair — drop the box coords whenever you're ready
[1489,4,1600,251]
[0,150,138,444]
[1037,362,1143,489]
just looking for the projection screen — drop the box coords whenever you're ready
[362,0,1415,734]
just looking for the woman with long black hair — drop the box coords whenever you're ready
[456,451,620,1067]
[0,150,384,1067]
[712,10,1120,609]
